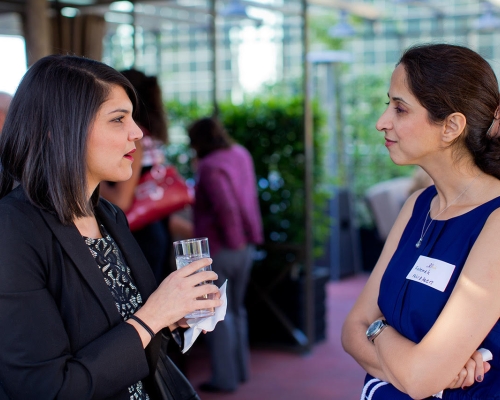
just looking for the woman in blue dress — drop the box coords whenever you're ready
[342,43,500,399]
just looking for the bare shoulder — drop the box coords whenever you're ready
[461,205,500,289]
[470,204,500,251]
[473,186,500,240]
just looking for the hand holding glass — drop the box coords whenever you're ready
[173,237,215,318]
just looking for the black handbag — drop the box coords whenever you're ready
[154,333,200,400]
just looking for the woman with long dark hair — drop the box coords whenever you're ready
[0,55,220,399]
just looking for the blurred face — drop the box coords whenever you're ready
[375,64,443,166]
[86,85,142,191]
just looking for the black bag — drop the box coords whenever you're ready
[154,334,200,400]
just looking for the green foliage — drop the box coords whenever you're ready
[164,142,194,180]
[343,72,415,227]
[165,97,331,257]
[165,100,211,127]
[164,100,212,179]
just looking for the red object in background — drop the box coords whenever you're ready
[126,165,194,231]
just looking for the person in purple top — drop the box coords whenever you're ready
[188,117,263,393]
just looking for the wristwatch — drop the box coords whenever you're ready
[366,319,388,343]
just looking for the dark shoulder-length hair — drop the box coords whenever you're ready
[0,54,137,224]
[120,69,168,143]
[187,117,233,158]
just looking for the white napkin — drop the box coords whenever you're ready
[182,280,228,354]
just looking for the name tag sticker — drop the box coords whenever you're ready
[406,255,456,292]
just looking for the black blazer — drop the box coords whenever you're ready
[0,187,164,399]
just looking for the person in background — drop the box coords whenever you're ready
[188,117,263,393]
[100,69,192,285]
[342,43,500,399]
[0,91,12,132]
[0,54,221,399]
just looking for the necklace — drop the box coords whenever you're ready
[415,173,481,248]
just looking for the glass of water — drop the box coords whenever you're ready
[173,237,215,318]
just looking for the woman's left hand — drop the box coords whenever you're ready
[446,350,491,390]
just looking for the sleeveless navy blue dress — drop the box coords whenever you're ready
[362,186,500,399]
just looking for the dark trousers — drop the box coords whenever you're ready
[205,245,254,391]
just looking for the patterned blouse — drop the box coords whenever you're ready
[84,225,150,400]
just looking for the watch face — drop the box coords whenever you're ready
[366,319,386,340]
[367,320,383,337]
